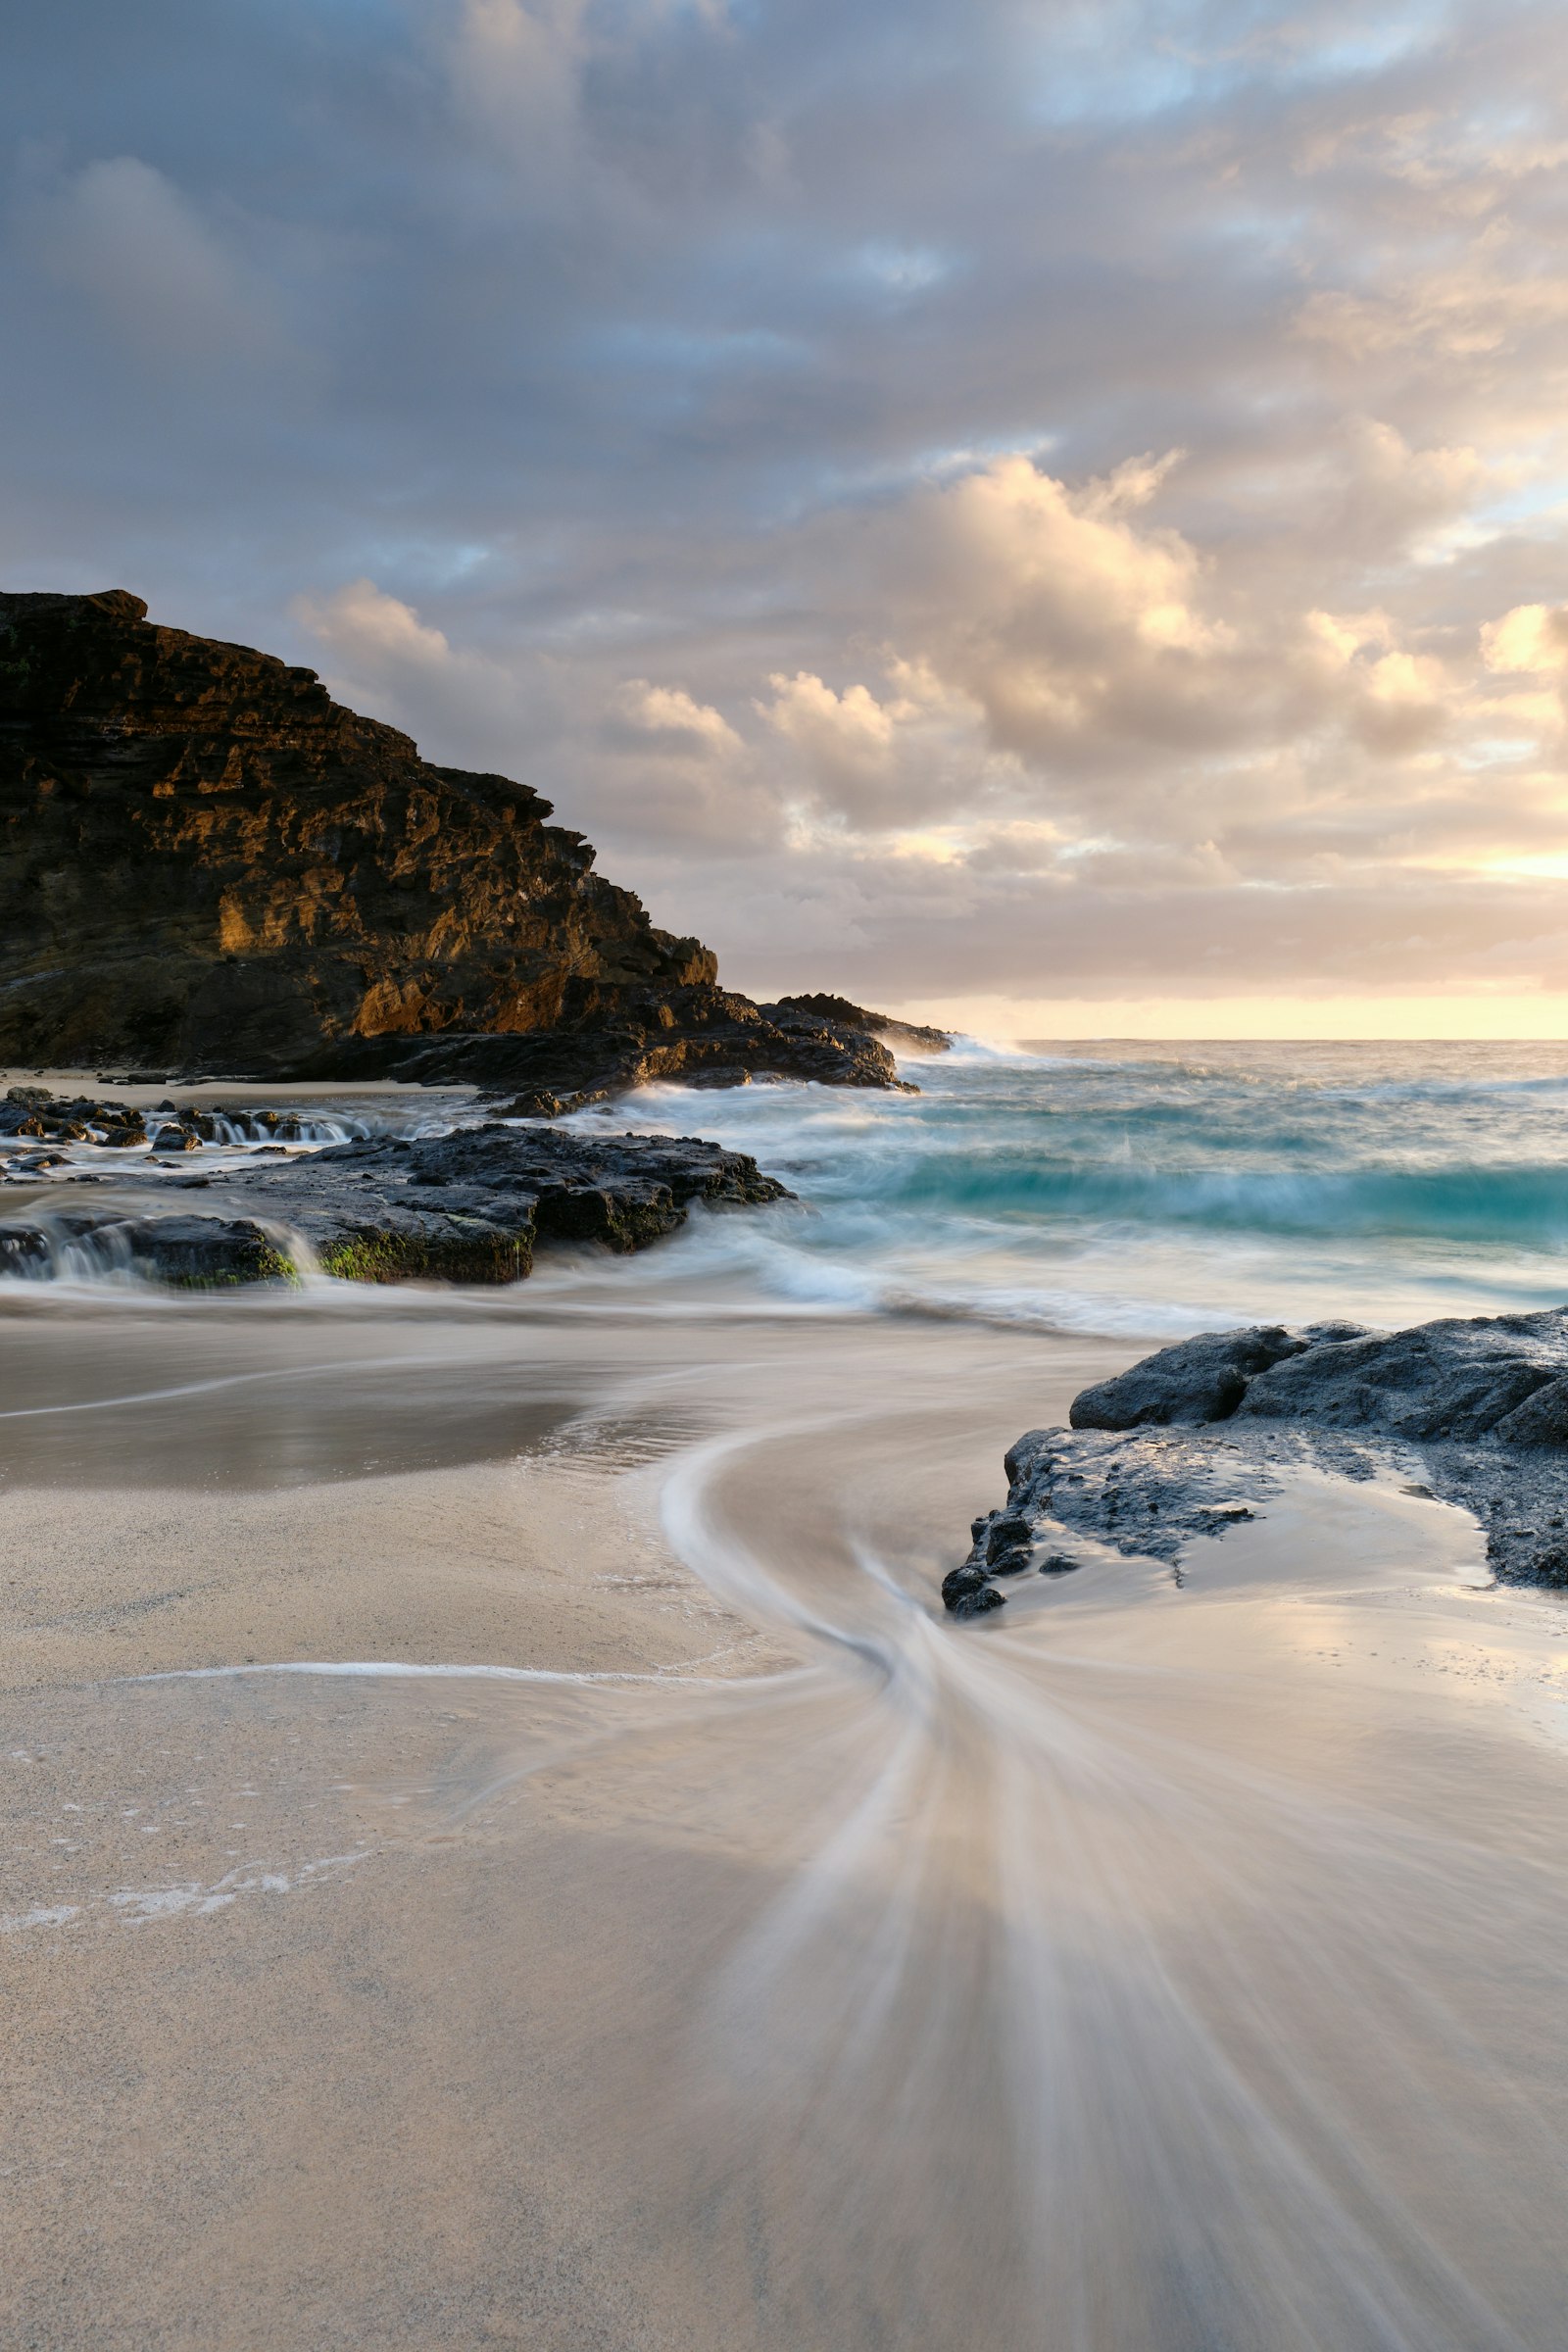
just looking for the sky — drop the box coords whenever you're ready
[5,0,1568,1036]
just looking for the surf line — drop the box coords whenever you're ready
[120,1654,812,1691]
[0,1352,490,1420]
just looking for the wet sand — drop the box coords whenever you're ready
[6,1269,1568,2349]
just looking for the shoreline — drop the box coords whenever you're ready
[1,1079,792,1288]
[9,1054,1568,2348]
[8,1254,1568,2347]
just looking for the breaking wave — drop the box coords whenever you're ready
[588,1039,1568,1336]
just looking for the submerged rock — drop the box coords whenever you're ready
[947,1304,1568,1615]
[0,1211,294,1287]
[0,1122,789,1288]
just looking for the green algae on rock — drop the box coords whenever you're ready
[0,1121,789,1289]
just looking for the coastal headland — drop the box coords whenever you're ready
[0,585,958,1288]
[0,588,931,1106]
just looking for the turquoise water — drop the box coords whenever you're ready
[594,1040,1568,1339]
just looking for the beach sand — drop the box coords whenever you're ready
[7,1275,1568,2349]
[1,1282,1097,2346]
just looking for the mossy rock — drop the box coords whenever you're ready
[317,1223,532,1285]
[170,1244,300,1290]
[132,1219,300,1288]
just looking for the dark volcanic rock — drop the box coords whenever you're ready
[0,591,904,1104]
[766,993,952,1055]
[1070,1325,1308,1428]
[1493,1377,1568,1446]
[0,1122,789,1287]
[941,1563,1007,1619]
[1234,1316,1566,1441]
[948,1304,1568,1615]
[405,985,914,1108]
[0,1210,293,1287]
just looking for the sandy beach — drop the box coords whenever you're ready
[7,1246,1568,2350]
[0,1277,1096,2346]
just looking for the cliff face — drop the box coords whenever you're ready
[0,589,715,1074]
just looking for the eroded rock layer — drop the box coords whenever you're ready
[388,986,912,1108]
[0,589,878,1092]
[769,994,952,1054]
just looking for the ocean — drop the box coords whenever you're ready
[11,1038,1568,1337]
[574,1037,1568,1338]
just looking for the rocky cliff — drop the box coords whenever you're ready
[0,589,901,1096]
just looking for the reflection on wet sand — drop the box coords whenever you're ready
[4,1273,1568,2350]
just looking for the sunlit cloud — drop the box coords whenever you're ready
[7,0,1568,1026]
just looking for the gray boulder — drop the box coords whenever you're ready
[1235,1312,1568,1440]
[949,1302,1568,1616]
[1069,1325,1306,1429]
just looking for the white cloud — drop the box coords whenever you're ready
[31,156,279,368]
[869,453,1239,770]
[1482,603,1568,675]
[760,671,897,776]
[619,679,742,758]
[292,579,453,671]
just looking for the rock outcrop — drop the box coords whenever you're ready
[0,1120,788,1287]
[946,1306,1568,1616]
[769,994,952,1055]
[383,986,913,1111]
[1070,1312,1568,1446]
[0,589,906,1102]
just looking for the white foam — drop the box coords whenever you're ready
[107,1851,371,1923]
[0,1904,80,1934]
[125,1656,786,1690]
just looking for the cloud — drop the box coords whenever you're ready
[616,679,742,759]
[29,157,279,368]
[8,0,1568,1013]
[868,452,1242,769]
[1482,603,1568,675]
[292,579,453,671]
[760,671,898,780]
[1295,220,1568,363]
[447,0,589,183]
